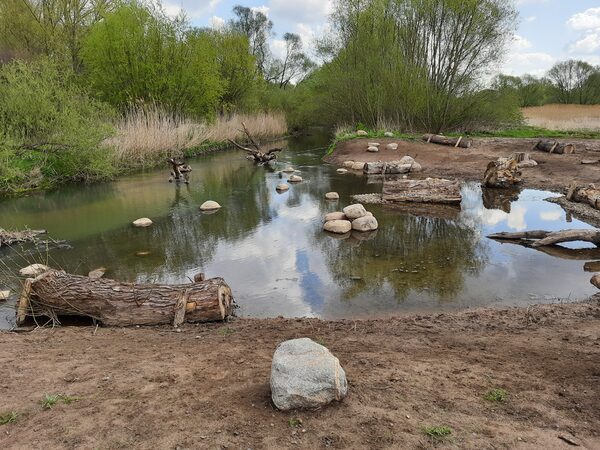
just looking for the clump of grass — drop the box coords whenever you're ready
[0,411,18,425]
[288,417,302,427]
[41,394,79,409]
[217,327,235,337]
[423,425,453,440]
[484,388,508,403]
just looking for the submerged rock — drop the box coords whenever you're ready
[200,201,221,211]
[132,218,153,228]
[324,220,352,234]
[270,338,348,411]
[282,167,296,173]
[325,192,339,200]
[19,264,50,277]
[343,204,367,220]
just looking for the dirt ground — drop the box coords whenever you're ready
[0,300,599,449]
[325,137,600,193]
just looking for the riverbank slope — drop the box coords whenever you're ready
[0,300,598,449]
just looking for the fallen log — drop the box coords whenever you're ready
[229,122,283,164]
[422,134,472,149]
[487,229,600,248]
[382,178,462,204]
[17,269,233,327]
[482,157,522,188]
[566,182,600,210]
[363,157,422,175]
[0,229,47,248]
[534,140,575,155]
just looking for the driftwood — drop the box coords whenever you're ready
[534,140,575,155]
[422,134,472,149]
[0,229,47,248]
[482,156,522,188]
[168,158,191,183]
[487,229,600,248]
[228,122,282,164]
[566,182,600,210]
[382,178,462,204]
[17,269,233,327]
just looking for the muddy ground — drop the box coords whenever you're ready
[0,300,599,449]
[325,137,600,193]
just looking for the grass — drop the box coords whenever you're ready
[523,104,600,131]
[422,425,453,441]
[288,417,303,427]
[484,388,508,402]
[41,394,79,409]
[0,411,18,425]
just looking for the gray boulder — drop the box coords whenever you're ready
[352,215,378,232]
[343,204,367,220]
[324,220,352,234]
[324,211,346,222]
[270,338,348,411]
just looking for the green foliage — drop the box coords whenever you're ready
[288,417,303,427]
[41,394,78,410]
[423,425,453,440]
[492,74,553,107]
[484,388,508,402]
[0,411,18,425]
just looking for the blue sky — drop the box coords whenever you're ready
[163,0,600,76]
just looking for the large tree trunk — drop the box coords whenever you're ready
[422,134,472,149]
[17,270,233,327]
[382,178,462,204]
[487,229,600,247]
[482,157,522,188]
[566,182,600,210]
[535,140,575,155]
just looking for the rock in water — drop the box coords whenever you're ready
[132,218,153,227]
[282,167,295,173]
[19,264,50,277]
[270,338,348,411]
[356,130,368,136]
[324,211,346,221]
[0,290,10,301]
[325,192,339,200]
[343,204,367,220]
[288,175,303,183]
[352,215,379,232]
[343,161,355,169]
[324,220,352,234]
[200,201,221,211]
[88,268,106,279]
[336,168,348,174]
[276,183,289,192]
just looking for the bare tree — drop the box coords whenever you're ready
[547,59,598,104]
[230,5,273,77]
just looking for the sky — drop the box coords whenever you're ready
[163,0,600,77]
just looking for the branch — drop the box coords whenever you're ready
[240,122,261,151]
[228,139,256,154]
[266,148,283,155]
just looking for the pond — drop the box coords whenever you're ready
[0,131,596,328]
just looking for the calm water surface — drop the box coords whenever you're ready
[0,132,596,327]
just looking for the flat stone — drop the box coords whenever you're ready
[384,132,394,137]
[352,215,379,232]
[343,204,367,220]
[288,175,303,183]
[323,220,352,234]
[0,290,10,301]
[282,167,296,173]
[342,161,355,169]
[336,168,348,174]
[270,338,348,411]
[276,184,289,192]
[351,162,365,170]
[88,268,106,279]
[324,211,346,221]
[19,264,50,277]
[356,130,368,136]
[367,146,379,152]
[200,201,221,211]
[325,192,339,200]
[132,218,152,227]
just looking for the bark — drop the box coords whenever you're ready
[535,140,575,155]
[583,261,600,272]
[422,134,472,149]
[229,122,283,164]
[482,157,522,188]
[0,229,47,248]
[382,178,462,204]
[168,158,191,183]
[17,270,233,327]
[591,274,600,290]
[363,161,411,175]
[487,229,600,248]
[566,182,600,210]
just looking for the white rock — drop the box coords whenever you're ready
[518,160,538,168]
[367,146,379,153]
[276,183,289,191]
[343,204,367,220]
[88,268,106,279]
[351,162,365,170]
[411,161,423,172]
[336,168,348,174]
[367,142,381,147]
[352,215,379,232]
[19,264,50,277]
[384,132,394,137]
[288,175,303,183]
[282,167,295,173]
[356,130,368,136]
[132,218,152,227]
[270,338,348,411]
[324,220,352,234]
[386,143,398,150]
[399,156,415,165]
[324,212,346,222]
[200,201,221,211]
[0,290,10,301]
[343,161,355,169]
[325,192,339,200]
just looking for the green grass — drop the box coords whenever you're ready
[484,388,508,403]
[0,411,18,425]
[422,425,453,441]
[288,417,303,427]
[41,394,79,410]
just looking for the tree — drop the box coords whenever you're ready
[267,33,316,88]
[547,60,598,104]
[229,5,272,78]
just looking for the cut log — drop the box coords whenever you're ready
[228,122,283,164]
[487,229,600,247]
[566,182,600,210]
[382,178,462,204]
[482,157,522,188]
[363,161,411,175]
[583,261,600,272]
[534,140,575,155]
[18,269,234,327]
[422,134,472,149]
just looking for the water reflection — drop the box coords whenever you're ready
[0,132,597,327]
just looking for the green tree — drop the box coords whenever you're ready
[547,60,599,104]
[229,5,272,78]
[267,33,316,88]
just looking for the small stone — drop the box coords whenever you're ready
[351,162,365,170]
[325,192,339,200]
[343,204,367,220]
[324,211,346,221]
[88,268,106,279]
[356,130,368,136]
[581,159,599,165]
[323,220,352,234]
[135,251,151,256]
[132,218,152,227]
[19,264,50,277]
[276,184,289,192]
[518,160,538,168]
[384,132,393,137]
[411,161,423,172]
[352,215,378,232]
[0,290,10,301]
[386,143,398,150]
[336,168,348,174]
[367,146,379,153]
[342,161,355,169]
[367,143,380,147]
[288,175,303,183]
[282,167,295,173]
[200,200,221,211]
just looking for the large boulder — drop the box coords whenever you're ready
[352,215,378,232]
[270,338,348,411]
[19,264,50,277]
[324,211,346,221]
[324,220,352,234]
[132,218,153,227]
[343,204,367,220]
[200,201,221,211]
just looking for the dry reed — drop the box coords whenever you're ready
[522,104,600,131]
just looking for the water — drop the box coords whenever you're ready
[0,131,597,327]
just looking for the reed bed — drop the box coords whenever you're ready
[523,104,600,131]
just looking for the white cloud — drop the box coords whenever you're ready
[512,34,532,51]
[269,0,333,24]
[210,15,225,30]
[567,7,600,31]
[524,16,537,23]
[569,31,600,54]
[163,2,183,18]
[540,211,562,221]
[502,51,556,76]
[251,5,270,16]
[162,0,221,20]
